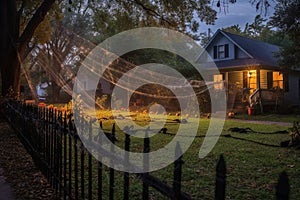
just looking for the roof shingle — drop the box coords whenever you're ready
[221,30,280,67]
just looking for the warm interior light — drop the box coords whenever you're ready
[248,70,256,78]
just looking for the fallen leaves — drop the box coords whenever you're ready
[0,118,57,200]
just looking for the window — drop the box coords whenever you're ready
[273,72,283,89]
[218,45,225,58]
[214,74,224,90]
[214,44,229,59]
[248,70,257,90]
[267,71,287,91]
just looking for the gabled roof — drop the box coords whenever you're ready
[199,29,281,69]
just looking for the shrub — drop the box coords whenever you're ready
[288,121,300,147]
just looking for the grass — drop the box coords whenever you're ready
[179,120,299,200]
[232,113,300,123]
[75,111,300,200]
[149,121,299,199]
[10,105,299,199]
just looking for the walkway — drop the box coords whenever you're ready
[228,118,293,127]
[0,168,14,200]
[0,115,56,200]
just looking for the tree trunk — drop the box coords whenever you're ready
[0,0,19,96]
[51,82,61,103]
[1,51,21,96]
[0,0,56,96]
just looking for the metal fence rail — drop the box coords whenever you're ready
[2,100,290,200]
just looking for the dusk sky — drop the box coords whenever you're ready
[199,1,276,34]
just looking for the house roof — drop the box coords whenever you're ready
[200,29,281,69]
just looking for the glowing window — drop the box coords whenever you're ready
[248,70,257,90]
[214,74,223,90]
[273,72,283,89]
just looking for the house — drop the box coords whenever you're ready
[197,29,300,113]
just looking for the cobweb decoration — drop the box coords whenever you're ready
[26,26,214,102]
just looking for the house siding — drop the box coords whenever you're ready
[260,70,269,89]
[284,73,300,106]
[199,29,300,111]
[228,71,243,88]
[206,35,235,61]
[235,45,249,59]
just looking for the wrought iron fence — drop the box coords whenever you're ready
[2,100,290,200]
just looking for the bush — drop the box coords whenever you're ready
[288,121,300,147]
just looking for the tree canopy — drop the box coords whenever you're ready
[270,0,300,69]
[0,0,280,97]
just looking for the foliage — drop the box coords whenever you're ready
[67,94,83,115]
[96,95,108,109]
[120,49,200,80]
[222,24,246,36]
[270,0,300,69]
[18,0,63,45]
[62,1,100,43]
[1,0,276,97]
[89,0,217,40]
[222,15,277,41]
[200,14,283,46]
[28,21,91,102]
[288,121,300,147]
[0,116,57,199]
[217,14,292,48]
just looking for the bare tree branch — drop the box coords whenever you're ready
[131,0,175,27]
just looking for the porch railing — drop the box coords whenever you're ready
[249,88,283,107]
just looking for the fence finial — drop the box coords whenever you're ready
[276,171,290,200]
[215,154,226,200]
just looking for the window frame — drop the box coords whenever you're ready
[213,44,229,59]
[213,74,224,90]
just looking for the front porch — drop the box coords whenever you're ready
[213,68,286,113]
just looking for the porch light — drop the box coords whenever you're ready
[248,70,256,78]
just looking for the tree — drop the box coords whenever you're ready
[222,24,249,37]
[246,15,269,37]
[220,14,288,48]
[0,0,215,97]
[0,0,61,95]
[270,0,300,69]
[31,22,91,102]
[0,0,273,97]
[0,0,60,96]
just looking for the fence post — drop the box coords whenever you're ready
[80,116,85,199]
[215,154,226,200]
[49,108,54,187]
[63,112,68,200]
[98,122,103,200]
[173,142,183,200]
[109,123,116,200]
[74,128,79,200]
[54,109,59,193]
[68,114,73,198]
[124,132,131,200]
[88,120,93,200]
[143,128,150,200]
[58,111,63,198]
[46,108,50,182]
[276,171,290,200]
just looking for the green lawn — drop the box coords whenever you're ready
[232,113,300,123]
[90,114,300,200]
[21,106,299,199]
